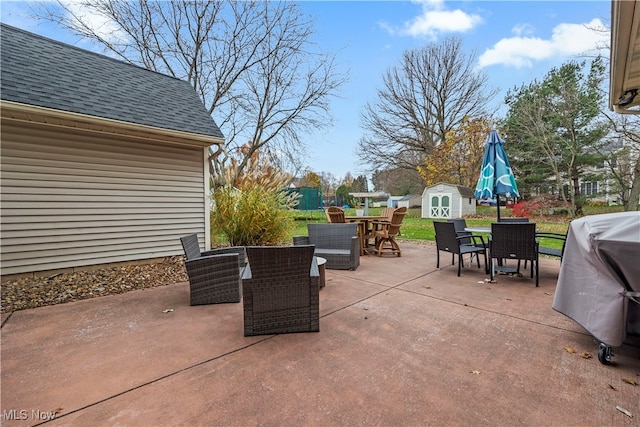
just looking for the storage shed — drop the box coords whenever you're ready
[421,183,476,219]
[1,24,224,277]
[386,196,403,208]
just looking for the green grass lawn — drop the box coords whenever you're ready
[213,204,628,250]
[289,204,628,250]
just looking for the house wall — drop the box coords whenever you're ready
[1,120,210,276]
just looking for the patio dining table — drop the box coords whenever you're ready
[464,227,491,234]
[345,216,387,255]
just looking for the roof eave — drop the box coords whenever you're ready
[0,100,224,148]
[609,0,640,114]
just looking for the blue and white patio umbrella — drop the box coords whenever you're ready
[474,129,520,220]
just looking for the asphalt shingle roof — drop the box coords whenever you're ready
[1,24,223,139]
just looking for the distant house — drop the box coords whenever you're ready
[0,24,224,277]
[386,196,403,208]
[421,183,476,219]
[397,194,421,209]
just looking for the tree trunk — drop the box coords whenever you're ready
[572,166,583,217]
[624,156,640,211]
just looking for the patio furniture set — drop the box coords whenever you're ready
[433,218,568,287]
[327,205,407,257]
[178,208,409,337]
[180,234,320,337]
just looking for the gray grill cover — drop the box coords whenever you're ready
[553,211,640,347]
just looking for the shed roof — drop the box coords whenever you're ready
[0,24,223,139]
[425,183,475,198]
[350,192,388,198]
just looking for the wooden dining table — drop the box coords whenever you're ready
[345,216,387,255]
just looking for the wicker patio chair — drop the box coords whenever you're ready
[498,217,530,223]
[242,245,320,336]
[434,221,488,276]
[293,223,360,270]
[372,207,407,257]
[489,223,539,286]
[180,234,246,305]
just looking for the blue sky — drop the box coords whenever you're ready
[1,1,611,181]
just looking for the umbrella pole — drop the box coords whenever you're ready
[496,194,501,221]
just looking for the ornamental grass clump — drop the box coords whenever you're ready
[211,144,299,246]
[211,184,296,246]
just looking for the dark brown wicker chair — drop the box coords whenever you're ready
[489,223,539,286]
[498,217,530,223]
[293,223,360,270]
[242,245,320,336]
[180,234,246,305]
[434,221,488,276]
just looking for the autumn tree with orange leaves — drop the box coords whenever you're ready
[418,117,491,188]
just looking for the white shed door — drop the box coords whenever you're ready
[430,194,451,218]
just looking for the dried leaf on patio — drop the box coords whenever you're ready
[615,406,633,417]
[622,378,639,386]
[470,370,480,375]
[162,309,174,313]
[608,384,617,391]
[580,353,592,359]
[564,347,577,354]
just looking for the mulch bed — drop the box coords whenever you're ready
[1,256,188,314]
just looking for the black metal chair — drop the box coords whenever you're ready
[536,231,567,261]
[180,234,246,305]
[489,223,539,286]
[447,218,484,264]
[242,245,320,336]
[434,221,488,276]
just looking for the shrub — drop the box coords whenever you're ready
[512,195,570,217]
[211,184,296,246]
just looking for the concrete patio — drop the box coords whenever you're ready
[2,243,639,426]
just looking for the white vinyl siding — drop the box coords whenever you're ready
[422,184,476,218]
[1,121,209,275]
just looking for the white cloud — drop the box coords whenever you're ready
[511,23,535,37]
[61,0,129,44]
[405,9,483,37]
[383,0,482,38]
[479,18,609,69]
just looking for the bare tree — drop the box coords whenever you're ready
[599,113,640,210]
[37,0,346,186]
[357,37,498,173]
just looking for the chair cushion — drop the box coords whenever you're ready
[314,248,351,257]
